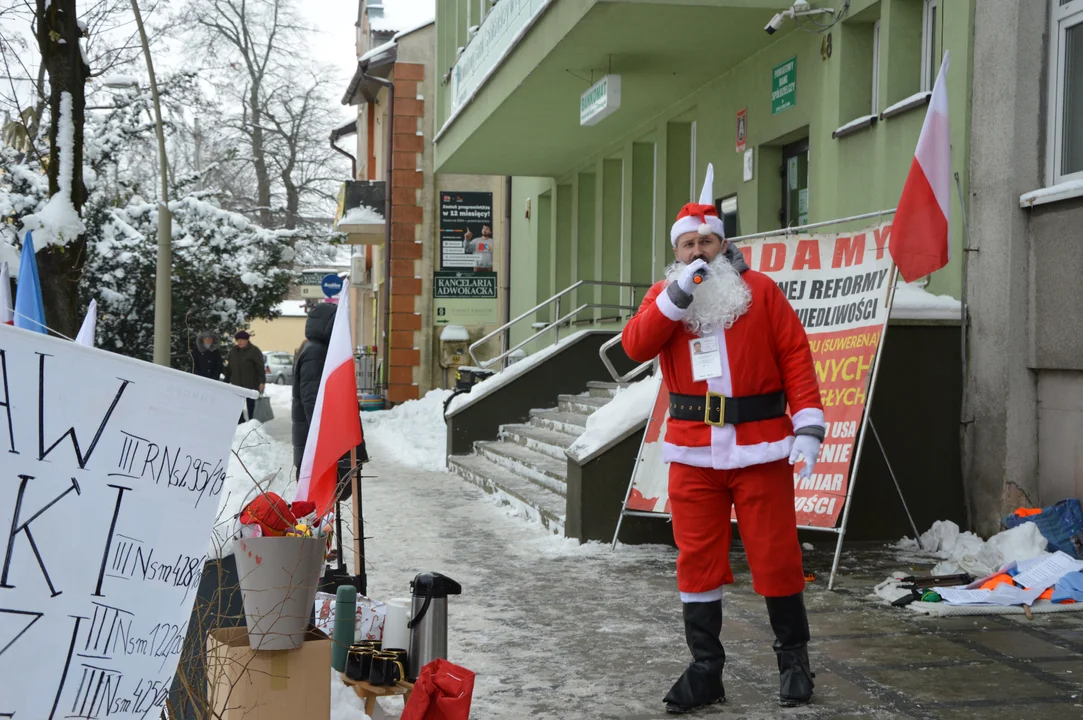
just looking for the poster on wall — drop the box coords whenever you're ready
[0,328,248,718]
[439,191,495,271]
[434,271,499,326]
[624,224,895,529]
[735,108,747,153]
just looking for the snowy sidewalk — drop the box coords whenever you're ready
[346,432,1083,720]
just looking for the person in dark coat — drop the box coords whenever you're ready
[190,331,224,380]
[292,302,368,497]
[225,330,265,421]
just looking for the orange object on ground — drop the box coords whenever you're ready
[1038,587,1054,601]
[979,573,1016,590]
[1012,507,1042,517]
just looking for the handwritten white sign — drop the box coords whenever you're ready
[0,327,248,718]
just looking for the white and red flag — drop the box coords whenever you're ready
[295,293,363,517]
[890,51,952,283]
[0,262,12,325]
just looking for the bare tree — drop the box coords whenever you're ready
[183,0,308,228]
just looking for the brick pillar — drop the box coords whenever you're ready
[387,62,426,404]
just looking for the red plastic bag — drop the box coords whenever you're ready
[401,658,475,720]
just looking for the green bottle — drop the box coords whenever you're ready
[331,585,357,672]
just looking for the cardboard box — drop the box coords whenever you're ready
[206,626,331,719]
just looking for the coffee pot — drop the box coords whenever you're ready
[407,572,462,680]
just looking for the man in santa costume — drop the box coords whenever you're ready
[622,164,824,713]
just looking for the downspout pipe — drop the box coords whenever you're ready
[364,72,394,398]
[329,124,358,179]
[502,176,512,369]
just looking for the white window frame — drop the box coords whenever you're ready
[871,20,881,114]
[1049,0,1083,185]
[920,0,939,93]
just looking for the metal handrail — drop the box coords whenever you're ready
[468,279,653,369]
[599,333,654,384]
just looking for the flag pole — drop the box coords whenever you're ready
[349,446,366,595]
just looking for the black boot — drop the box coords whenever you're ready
[765,592,815,707]
[663,601,725,714]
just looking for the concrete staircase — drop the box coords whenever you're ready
[447,381,622,535]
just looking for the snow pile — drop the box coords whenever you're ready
[446,330,592,415]
[890,281,961,321]
[340,205,384,225]
[363,389,452,471]
[263,384,292,416]
[20,92,86,248]
[440,324,469,342]
[566,375,660,463]
[330,675,371,720]
[209,420,296,557]
[892,519,1049,577]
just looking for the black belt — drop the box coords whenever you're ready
[668,390,786,427]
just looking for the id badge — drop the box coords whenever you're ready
[689,336,723,381]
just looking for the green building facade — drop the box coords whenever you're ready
[434,0,972,352]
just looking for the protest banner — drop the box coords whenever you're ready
[619,223,895,531]
[0,327,249,718]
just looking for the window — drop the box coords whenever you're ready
[1051,1,1083,183]
[920,0,938,92]
[871,20,881,113]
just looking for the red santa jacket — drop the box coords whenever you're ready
[622,258,824,470]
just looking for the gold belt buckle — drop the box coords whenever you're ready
[704,392,726,427]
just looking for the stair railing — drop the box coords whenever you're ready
[599,333,654,383]
[468,280,653,370]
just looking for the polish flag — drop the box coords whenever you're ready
[295,294,363,518]
[0,262,11,325]
[890,51,951,283]
[75,298,97,347]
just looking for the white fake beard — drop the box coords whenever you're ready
[665,253,752,335]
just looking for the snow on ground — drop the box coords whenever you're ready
[362,389,452,472]
[567,374,660,462]
[891,519,1048,577]
[263,383,292,417]
[209,420,296,557]
[330,674,371,720]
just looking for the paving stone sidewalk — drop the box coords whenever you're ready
[268,414,1083,719]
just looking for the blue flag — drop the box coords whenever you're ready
[14,231,46,334]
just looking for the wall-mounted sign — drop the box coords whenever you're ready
[580,74,622,126]
[743,148,755,182]
[434,271,499,326]
[772,56,797,115]
[450,0,553,114]
[440,191,495,270]
[736,108,747,152]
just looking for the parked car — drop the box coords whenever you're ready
[263,351,294,385]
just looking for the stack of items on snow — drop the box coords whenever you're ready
[877,499,1083,615]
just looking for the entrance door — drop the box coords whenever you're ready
[781,138,809,228]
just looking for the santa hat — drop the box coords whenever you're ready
[670,163,726,246]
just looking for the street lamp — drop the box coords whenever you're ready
[128,1,172,367]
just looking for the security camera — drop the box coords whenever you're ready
[765,12,788,34]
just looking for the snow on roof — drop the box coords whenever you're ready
[890,281,961,321]
[446,330,593,415]
[566,375,660,464]
[359,38,396,63]
[370,0,434,33]
[440,325,470,342]
[275,300,308,318]
[393,17,435,40]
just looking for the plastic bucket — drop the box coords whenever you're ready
[233,536,326,650]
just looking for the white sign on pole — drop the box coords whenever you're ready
[580,75,622,126]
[0,327,249,718]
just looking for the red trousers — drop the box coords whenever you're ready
[668,459,805,598]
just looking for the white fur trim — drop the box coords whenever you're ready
[681,586,724,603]
[671,215,726,245]
[792,407,826,431]
[655,285,689,321]
[663,437,795,470]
